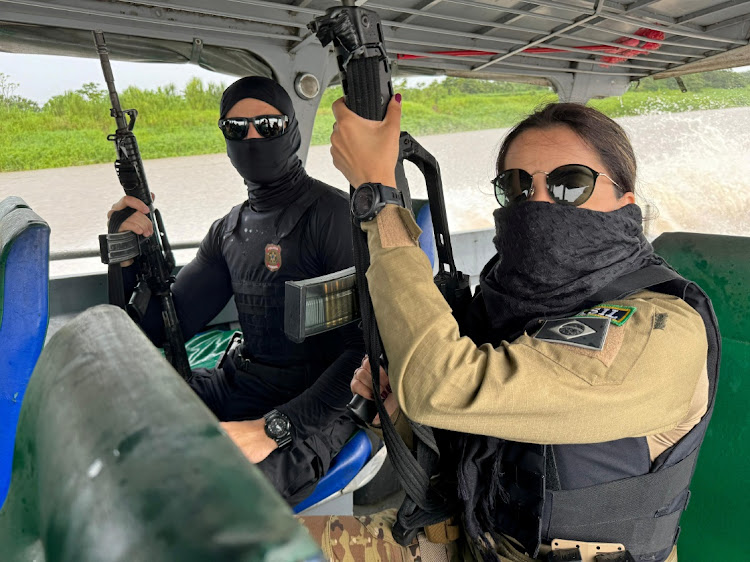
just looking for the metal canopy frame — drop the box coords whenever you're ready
[1,0,748,103]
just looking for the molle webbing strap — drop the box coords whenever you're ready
[547,449,698,557]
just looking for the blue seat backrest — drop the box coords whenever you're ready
[653,232,750,561]
[414,199,436,270]
[0,196,50,506]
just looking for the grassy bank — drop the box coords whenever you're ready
[2,74,750,172]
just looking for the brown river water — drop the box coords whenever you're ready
[1,107,748,277]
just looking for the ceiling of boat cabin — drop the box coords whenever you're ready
[0,0,749,85]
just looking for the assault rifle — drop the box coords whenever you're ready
[308,3,470,545]
[93,31,192,382]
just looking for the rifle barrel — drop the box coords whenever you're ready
[93,31,128,133]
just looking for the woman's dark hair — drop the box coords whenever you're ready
[496,103,637,196]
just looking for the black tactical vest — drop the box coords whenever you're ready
[218,180,345,367]
[474,265,720,562]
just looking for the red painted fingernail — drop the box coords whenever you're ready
[394,93,402,104]
[386,384,392,393]
[381,390,388,400]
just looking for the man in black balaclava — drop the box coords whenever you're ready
[106,76,364,505]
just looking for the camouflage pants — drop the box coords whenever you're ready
[298,510,679,562]
[298,508,463,562]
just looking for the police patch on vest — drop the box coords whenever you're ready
[264,243,282,272]
[578,304,636,326]
[533,316,610,351]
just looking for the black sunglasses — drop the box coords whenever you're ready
[217,115,289,140]
[492,164,621,207]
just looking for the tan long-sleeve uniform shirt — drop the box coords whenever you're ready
[363,206,708,453]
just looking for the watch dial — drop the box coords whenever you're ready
[268,416,289,437]
[354,186,375,217]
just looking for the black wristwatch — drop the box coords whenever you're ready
[351,182,406,222]
[263,409,292,449]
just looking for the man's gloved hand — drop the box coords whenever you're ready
[106,194,155,267]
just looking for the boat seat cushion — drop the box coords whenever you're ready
[0,305,320,560]
[293,430,372,513]
[0,196,50,506]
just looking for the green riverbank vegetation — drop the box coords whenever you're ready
[2,70,749,172]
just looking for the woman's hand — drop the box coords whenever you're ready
[351,355,398,425]
[330,95,402,189]
[106,193,155,267]
[221,419,278,464]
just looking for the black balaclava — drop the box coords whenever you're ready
[220,76,307,211]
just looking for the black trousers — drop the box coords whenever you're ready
[188,350,358,506]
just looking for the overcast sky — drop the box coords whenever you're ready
[0,52,238,103]
[1,51,748,104]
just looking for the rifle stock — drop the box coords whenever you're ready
[93,31,192,381]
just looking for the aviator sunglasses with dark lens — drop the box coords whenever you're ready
[217,115,289,140]
[491,164,621,207]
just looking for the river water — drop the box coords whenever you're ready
[1,107,748,277]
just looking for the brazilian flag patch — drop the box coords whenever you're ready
[578,304,637,327]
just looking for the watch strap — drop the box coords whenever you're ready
[353,182,405,222]
[378,184,404,207]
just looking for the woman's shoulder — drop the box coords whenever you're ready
[617,290,705,331]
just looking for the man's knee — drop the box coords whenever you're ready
[298,510,417,562]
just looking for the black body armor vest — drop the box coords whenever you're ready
[472,265,721,562]
[218,180,344,367]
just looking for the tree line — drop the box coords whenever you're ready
[2,69,749,114]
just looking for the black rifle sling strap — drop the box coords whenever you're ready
[346,58,458,546]
[586,261,684,305]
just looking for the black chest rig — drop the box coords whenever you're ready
[470,264,721,562]
[219,181,329,366]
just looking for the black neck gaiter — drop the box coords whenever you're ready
[458,202,659,555]
[479,202,658,338]
[220,76,309,212]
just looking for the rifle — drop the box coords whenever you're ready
[93,31,192,382]
[309,3,470,545]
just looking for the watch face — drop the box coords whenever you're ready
[353,185,376,218]
[267,416,290,438]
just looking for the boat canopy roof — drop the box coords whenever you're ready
[1,1,749,96]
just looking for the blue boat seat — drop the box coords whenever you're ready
[293,430,372,513]
[414,199,436,270]
[0,196,50,506]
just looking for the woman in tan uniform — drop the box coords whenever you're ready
[299,100,717,562]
